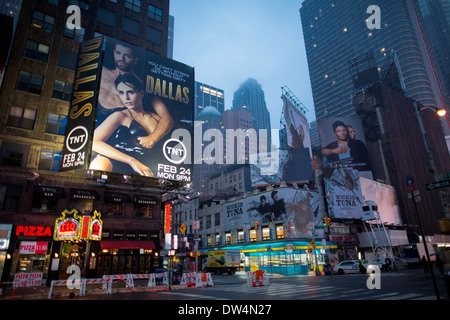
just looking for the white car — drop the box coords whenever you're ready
[333,260,365,274]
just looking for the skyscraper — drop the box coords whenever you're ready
[300,0,450,123]
[195,81,225,118]
[232,78,271,132]
[417,0,450,97]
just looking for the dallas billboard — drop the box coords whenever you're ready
[61,36,194,183]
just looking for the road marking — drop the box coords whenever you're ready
[160,291,231,300]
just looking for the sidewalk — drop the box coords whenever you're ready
[0,280,190,300]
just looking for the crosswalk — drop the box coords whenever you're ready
[200,282,438,300]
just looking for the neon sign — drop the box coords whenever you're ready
[54,209,103,241]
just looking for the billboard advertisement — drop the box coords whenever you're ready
[250,149,313,186]
[317,116,372,178]
[360,177,402,225]
[62,36,194,183]
[324,168,364,219]
[282,94,312,157]
[222,188,323,238]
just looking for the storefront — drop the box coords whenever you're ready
[201,240,337,275]
[8,224,54,285]
[0,224,12,281]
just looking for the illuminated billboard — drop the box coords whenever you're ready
[61,36,194,183]
[317,115,372,178]
[222,188,323,238]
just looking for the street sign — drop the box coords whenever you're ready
[180,223,186,234]
[406,175,414,192]
[426,179,450,191]
[439,172,450,180]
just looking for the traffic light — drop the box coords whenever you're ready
[255,221,259,229]
[323,217,331,226]
[189,251,200,258]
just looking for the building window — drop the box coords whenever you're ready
[238,230,245,243]
[45,113,67,135]
[64,25,85,42]
[38,148,61,172]
[262,227,270,240]
[1,185,21,211]
[122,17,140,36]
[249,229,257,242]
[57,50,78,70]
[16,71,43,95]
[51,80,73,101]
[31,11,55,32]
[0,142,29,168]
[276,225,285,239]
[145,26,161,45]
[125,0,141,13]
[23,40,49,62]
[7,106,36,130]
[148,5,162,22]
[69,0,89,15]
[97,7,115,27]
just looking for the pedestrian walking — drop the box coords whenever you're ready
[421,256,429,273]
[435,255,445,276]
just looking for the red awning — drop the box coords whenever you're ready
[100,241,155,250]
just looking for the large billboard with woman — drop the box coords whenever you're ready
[61,36,195,182]
[317,115,372,178]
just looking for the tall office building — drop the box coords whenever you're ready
[194,81,224,118]
[300,0,450,124]
[232,78,271,148]
[0,0,170,282]
[417,0,450,97]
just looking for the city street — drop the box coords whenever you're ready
[71,269,448,301]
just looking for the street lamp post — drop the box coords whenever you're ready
[412,101,449,219]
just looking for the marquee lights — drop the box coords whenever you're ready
[54,209,103,241]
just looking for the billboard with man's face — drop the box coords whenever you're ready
[61,36,195,183]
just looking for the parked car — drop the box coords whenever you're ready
[333,260,366,274]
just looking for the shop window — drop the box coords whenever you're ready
[207,234,213,246]
[7,106,36,130]
[23,40,49,62]
[38,148,61,172]
[16,71,43,95]
[45,113,68,135]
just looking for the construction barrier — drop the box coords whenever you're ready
[246,270,269,287]
[48,279,83,299]
[103,274,134,294]
[180,272,197,287]
[195,272,214,288]
[80,277,112,297]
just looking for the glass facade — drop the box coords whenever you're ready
[300,0,449,120]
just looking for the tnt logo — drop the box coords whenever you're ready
[366,5,381,30]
